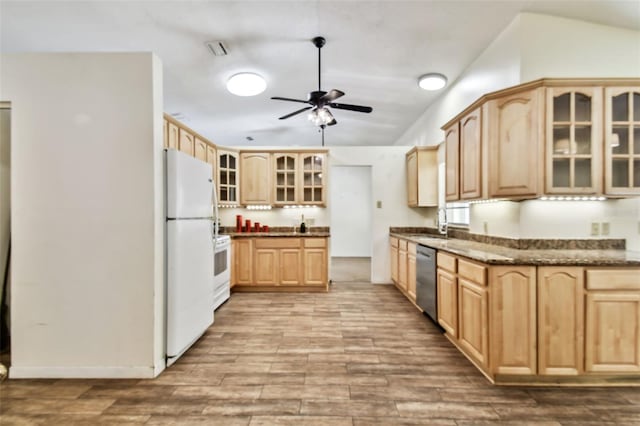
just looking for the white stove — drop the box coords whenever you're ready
[213,235,231,310]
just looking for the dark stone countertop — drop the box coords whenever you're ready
[390,233,640,266]
[225,232,330,238]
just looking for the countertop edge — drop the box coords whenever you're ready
[390,233,640,267]
[226,232,330,238]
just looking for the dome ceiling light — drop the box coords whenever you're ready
[226,72,267,96]
[418,73,447,91]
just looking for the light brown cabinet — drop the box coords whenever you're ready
[537,267,584,375]
[166,120,179,150]
[436,252,458,337]
[443,79,640,200]
[458,279,489,368]
[206,145,217,181]
[218,149,239,206]
[407,243,416,301]
[240,152,271,205]
[194,137,208,163]
[406,146,438,207]
[390,237,399,284]
[272,152,327,206]
[604,87,640,195]
[232,237,328,291]
[398,239,408,292]
[585,269,640,373]
[444,108,482,201]
[545,87,602,194]
[490,265,537,376]
[232,239,253,286]
[488,89,542,198]
[178,128,195,156]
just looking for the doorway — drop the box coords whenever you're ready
[1,104,11,369]
[329,165,372,282]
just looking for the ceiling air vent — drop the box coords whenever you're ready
[206,40,228,56]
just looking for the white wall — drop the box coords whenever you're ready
[0,53,165,378]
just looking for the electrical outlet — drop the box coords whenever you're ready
[590,222,600,236]
[306,217,315,226]
[601,222,610,236]
[483,221,488,234]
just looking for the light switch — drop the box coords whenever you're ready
[601,222,610,236]
[376,200,382,208]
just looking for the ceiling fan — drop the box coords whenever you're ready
[271,36,373,129]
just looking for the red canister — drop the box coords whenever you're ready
[245,219,251,232]
[254,222,261,232]
[235,215,243,233]
[263,225,269,233]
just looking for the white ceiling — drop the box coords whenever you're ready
[2,0,639,147]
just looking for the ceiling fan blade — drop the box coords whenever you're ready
[271,96,309,104]
[329,102,373,113]
[278,106,312,120]
[319,89,345,104]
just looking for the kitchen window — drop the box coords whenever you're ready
[446,202,470,227]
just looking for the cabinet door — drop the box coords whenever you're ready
[390,243,399,284]
[406,151,418,206]
[163,119,169,148]
[280,248,302,285]
[178,128,195,156]
[537,267,584,375]
[398,246,408,292]
[273,153,298,205]
[437,268,457,337]
[407,253,416,302]
[206,145,217,181]
[194,137,208,163]
[458,279,489,368]
[490,266,537,375]
[488,89,542,197]
[300,153,326,205]
[233,239,253,285]
[604,87,640,195]
[241,153,271,205]
[304,248,327,286]
[445,124,460,201]
[460,108,482,199]
[546,87,601,194]
[254,248,278,285]
[218,150,239,205]
[585,291,640,372]
[167,121,179,150]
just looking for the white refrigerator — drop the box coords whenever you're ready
[165,148,217,366]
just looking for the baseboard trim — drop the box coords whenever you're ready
[9,365,157,379]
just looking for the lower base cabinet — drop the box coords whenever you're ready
[232,237,328,290]
[458,279,489,368]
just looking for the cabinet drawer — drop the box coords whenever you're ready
[399,239,408,251]
[254,238,301,249]
[304,238,326,248]
[586,269,640,290]
[437,252,457,272]
[390,237,399,248]
[458,258,487,286]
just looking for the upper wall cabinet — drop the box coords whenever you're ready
[605,87,640,196]
[443,79,640,201]
[218,149,239,206]
[488,88,542,198]
[545,87,601,194]
[444,107,483,201]
[240,152,271,205]
[406,146,438,207]
[272,152,327,206]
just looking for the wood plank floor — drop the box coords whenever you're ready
[1,282,639,425]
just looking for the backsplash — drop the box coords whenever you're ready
[390,226,626,250]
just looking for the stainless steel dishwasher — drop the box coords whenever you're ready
[416,245,438,323]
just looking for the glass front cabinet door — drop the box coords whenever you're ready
[273,153,297,206]
[218,150,239,206]
[605,87,640,195]
[300,153,326,205]
[546,87,601,194]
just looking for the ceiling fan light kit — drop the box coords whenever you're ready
[418,73,447,91]
[226,72,267,96]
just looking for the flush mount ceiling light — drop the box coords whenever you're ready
[226,72,266,96]
[418,73,447,91]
